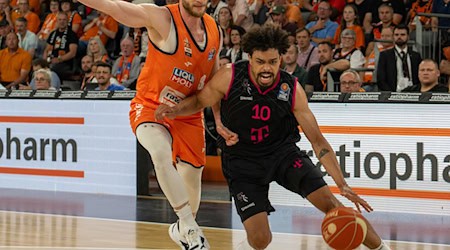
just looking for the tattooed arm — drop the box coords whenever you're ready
[292,83,347,188]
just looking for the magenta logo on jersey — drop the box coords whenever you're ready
[171,68,194,88]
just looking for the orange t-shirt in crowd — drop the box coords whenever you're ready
[333,24,365,49]
[129,4,220,167]
[10,0,41,15]
[38,13,57,40]
[67,11,83,37]
[80,15,118,44]
[11,11,40,33]
[0,47,32,82]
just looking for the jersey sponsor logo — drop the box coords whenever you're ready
[159,86,186,107]
[277,82,290,101]
[171,68,195,88]
[208,47,216,61]
[240,79,253,100]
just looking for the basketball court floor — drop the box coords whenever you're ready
[0,182,449,250]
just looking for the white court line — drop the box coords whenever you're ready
[1,210,449,248]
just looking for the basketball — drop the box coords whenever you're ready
[321,207,368,250]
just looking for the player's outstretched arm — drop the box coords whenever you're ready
[77,0,168,29]
[155,65,232,120]
[292,82,373,213]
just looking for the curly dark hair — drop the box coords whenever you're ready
[241,24,290,56]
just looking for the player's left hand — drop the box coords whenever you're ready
[155,104,176,121]
[339,185,373,213]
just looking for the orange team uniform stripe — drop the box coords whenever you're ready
[328,186,450,200]
[0,116,84,124]
[299,126,450,137]
[0,167,84,178]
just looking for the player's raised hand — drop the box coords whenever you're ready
[339,185,373,213]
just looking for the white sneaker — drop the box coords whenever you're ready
[168,221,189,250]
[184,227,210,250]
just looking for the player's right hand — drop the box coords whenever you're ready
[216,124,239,146]
[154,104,176,121]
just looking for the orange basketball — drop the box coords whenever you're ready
[321,207,368,250]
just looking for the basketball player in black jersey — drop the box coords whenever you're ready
[155,24,391,250]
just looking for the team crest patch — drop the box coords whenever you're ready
[208,48,216,61]
[277,83,290,101]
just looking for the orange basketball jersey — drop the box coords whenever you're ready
[130,4,220,131]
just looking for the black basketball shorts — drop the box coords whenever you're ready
[222,146,327,222]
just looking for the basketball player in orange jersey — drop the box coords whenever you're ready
[155,24,392,250]
[75,0,228,249]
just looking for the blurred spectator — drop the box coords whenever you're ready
[80,54,95,90]
[305,0,338,46]
[402,59,449,92]
[377,25,422,92]
[0,0,12,27]
[282,43,308,88]
[252,0,270,25]
[364,0,405,28]
[366,4,394,43]
[15,17,37,58]
[225,25,248,63]
[268,5,298,43]
[406,0,433,32]
[61,0,82,36]
[111,37,140,88]
[128,27,148,58]
[43,12,78,80]
[19,68,56,90]
[94,61,125,91]
[295,28,319,71]
[0,18,10,49]
[351,0,371,27]
[79,11,118,54]
[440,44,450,88]
[206,0,227,22]
[217,6,233,52]
[305,41,350,92]
[29,58,61,90]
[333,4,364,50]
[36,0,60,57]
[333,29,365,69]
[10,0,40,15]
[86,36,110,63]
[10,0,39,33]
[0,32,31,89]
[227,0,254,31]
[339,69,364,92]
[33,69,55,90]
[272,0,304,28]
[364,26,394,90]
[431,0,450,33]
[219,54,231,68]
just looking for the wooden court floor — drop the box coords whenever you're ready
[0,187,449,250]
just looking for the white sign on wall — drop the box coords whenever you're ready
[0,99,136,195]
[269,103,450,215]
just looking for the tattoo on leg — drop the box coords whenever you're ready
[318,148,330,160]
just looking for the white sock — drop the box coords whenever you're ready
[371,241,391,250]
[136,124,192,211]
[176,205,198,233]
[177,161,203,215]
[236,238,254,250]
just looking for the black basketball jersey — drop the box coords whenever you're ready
[220,61,301,157]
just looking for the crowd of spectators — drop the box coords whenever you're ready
[0,0,449,93]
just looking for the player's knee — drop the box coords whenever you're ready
[248,230,272,249]
[323,196,343,213]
